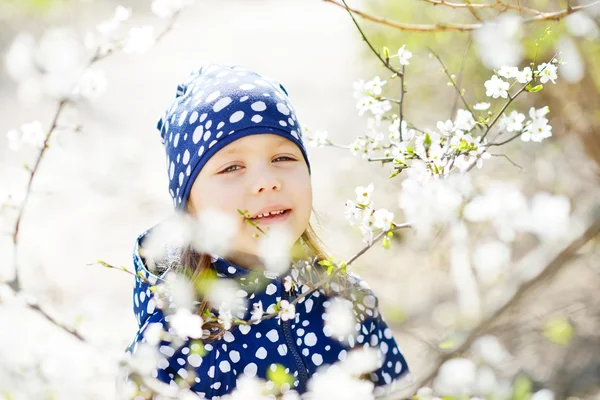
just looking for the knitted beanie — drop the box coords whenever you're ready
[156,63,311,211]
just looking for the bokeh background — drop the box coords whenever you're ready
[1,0,599,398]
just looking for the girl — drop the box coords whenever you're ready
[124,63,411,399]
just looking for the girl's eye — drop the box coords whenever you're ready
[274,156,296,162]
[220,165,243,174]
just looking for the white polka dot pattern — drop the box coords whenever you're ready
[125,221,410,398]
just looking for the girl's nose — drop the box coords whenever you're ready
[252,167,282,194]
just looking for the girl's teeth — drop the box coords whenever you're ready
[255,210,285,219]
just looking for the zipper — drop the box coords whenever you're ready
[280,279,310,393]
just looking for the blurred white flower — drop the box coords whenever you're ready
[497,65,519,79]
[474,14,523,70]
[278,300,296,321]
[463,181,528,242]
[170,308,204,339]
[454,109,477,131]
[191,208,238,256]
[399,168,473,238]
[499,110,525,132]
[515,66,533,83]
[74,68,107,99]
[473,240,511,286]
[450,222,482,324]
[123,26,155,54]
[396,44,412,66]
[114,5,132,21]
[225,375,267,400]
[565,11,599,39]
[258,224,294,275]
[474,366,497,395]
[433,358,476,396]
[524,192,571,240]
[164,271,196,311]
[436,120,454,136]
[473,102,490,111]
[484,75,509,99]
[306,363,375,400]
[250,301,263,324]
[143,322,164,346]
[355,183,374,206]
[471,335,511,367]
[323,297,355,338]
[283,276,293,292]
[152,0,194,19]
[372,208,394,230]
[531,389,555,400]
[208,279,242,316]
[128,342,160,376]
[308,130,329,147]
[556,35,584,84]
[4,33,37,82]
[218,303,233,330]
[7,120,47,151]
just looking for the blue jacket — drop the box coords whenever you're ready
[125,221,412,398]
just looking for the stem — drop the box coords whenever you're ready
[399,65,406,140]
[339,0,404,77]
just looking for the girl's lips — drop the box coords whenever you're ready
[249,209,291,226]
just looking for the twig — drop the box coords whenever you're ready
[339,0,404,77]
[450,34,472,119]
[399,65,406,140]
[420,0,542,15]
[428,48,475,118]
[490,153,523,170]
[26,297,86,342]
[323,0,600,32]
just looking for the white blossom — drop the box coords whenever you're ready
[323,297,355,338]
[364,76,386,95]
[306,363,375,400]
[536,62,558,84]
[355,183,374,206]
[250,301,263,324]
[515,66,533,83]
[484,75,509,99]
[6,120,47,151]
[523,192,571,240]
[218,303,233,330]
[497,65,519,79]
[522,106,552,142]
[308,130,329,147]
[170,308,204,339]
[152,0,194,19]
[531,389,555,400]
[473,102,490,111]
[473,240,511,286]
[471,335,511,367]
[372,208,394,230]
[499,110,525,132]
[74,68,107,99]
[123,26,155,54]
[454,109,477,131]
[433,358,476,397]
[396,44,412,66]
[436,120,454,136]
[278,300,296,321]
[344,200,364,226]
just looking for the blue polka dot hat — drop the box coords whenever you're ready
[156,63,312,211]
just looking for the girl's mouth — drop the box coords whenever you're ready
[249,209,291,225]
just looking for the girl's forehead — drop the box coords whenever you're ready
[218,134,297,155]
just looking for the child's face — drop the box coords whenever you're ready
[187,134,312,260]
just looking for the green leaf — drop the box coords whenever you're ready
[511,375,532,400]
[383,46,390,59]
[382,236,391,249]
[266,363,294,387]
[525,84,543,93]
[543,316,574,345]
[327,265,333,275]
[190,340,207,357]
